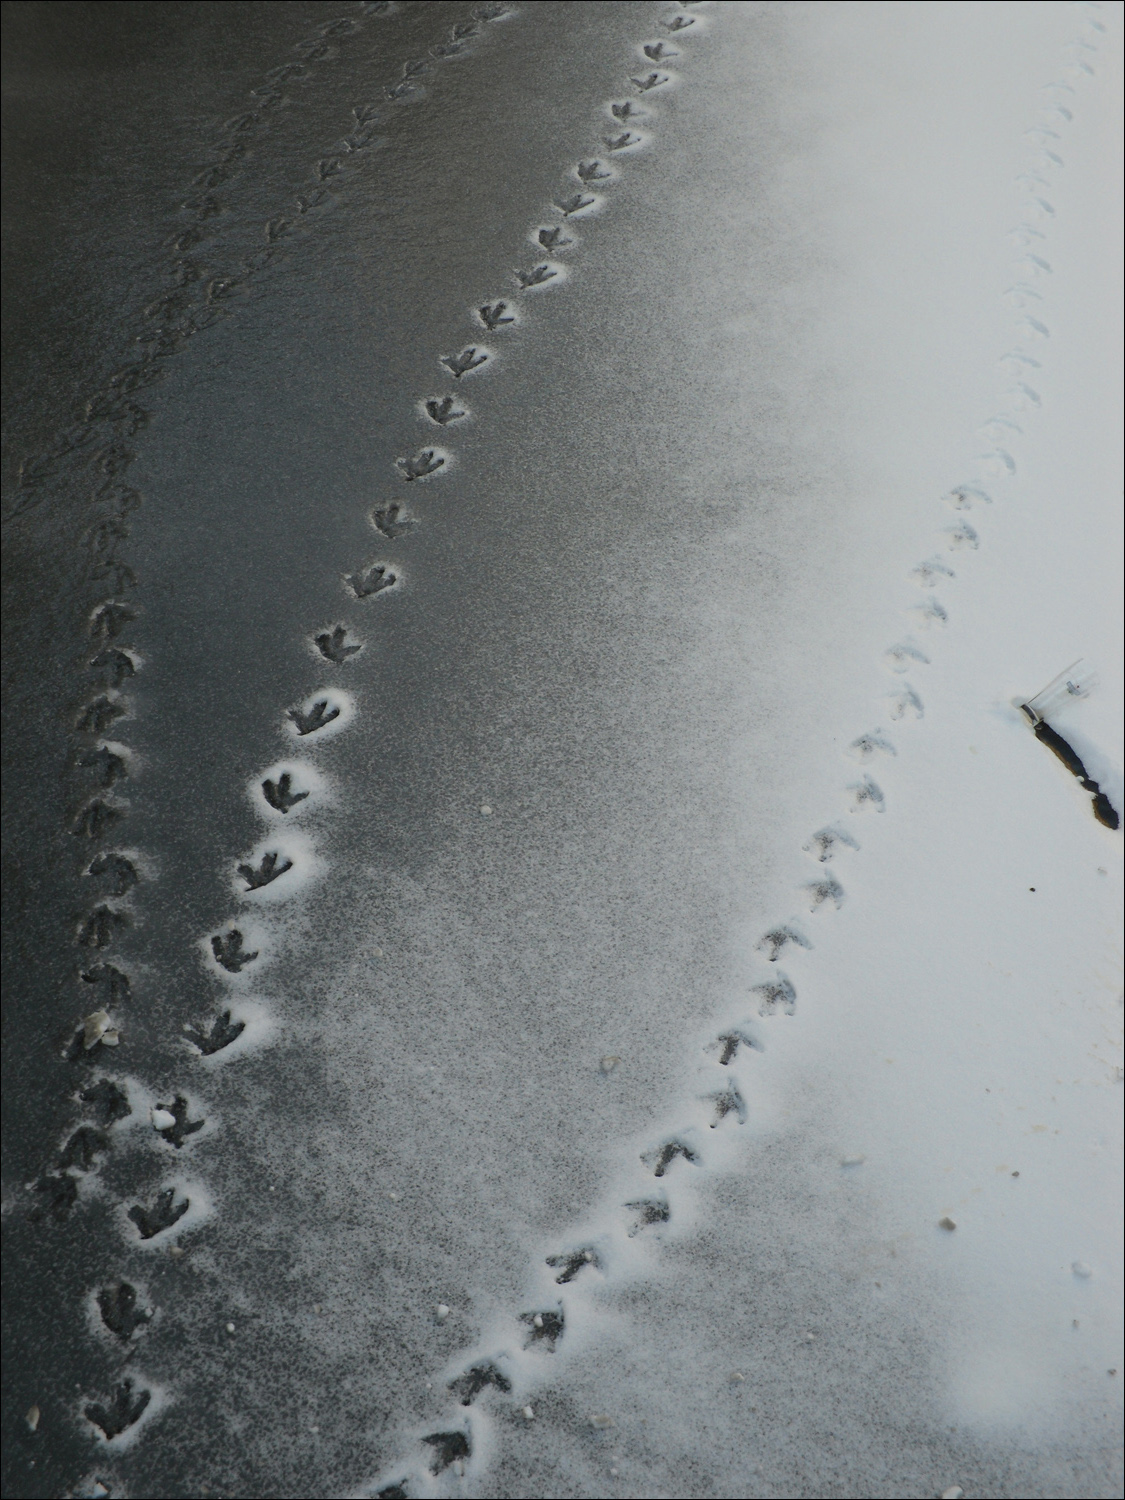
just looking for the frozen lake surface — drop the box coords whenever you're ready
[2,3,1121,1497]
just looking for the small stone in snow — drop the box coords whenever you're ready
[522,1405,535,1420]
[1072,1261,1093,1278]
[941,1488,965,1499]
[151,1108,176,1131]
[25,1405,40,1432]
[600,1055,621,1075]
[590,1414,613,1429]
[938,1216,957,1232]
[730,1372,745,1383]
[480,804,493,816]
[840,1153,866,1167]
[226,1322,236,1333]
[436,1303,450,1319]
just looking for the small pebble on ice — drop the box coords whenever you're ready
[226,1322,236,1333]
[169,1245,185,1258]
[590,1413,614,1429]
[730,1372,745,1383]
[522,1405,535,1420]
[840,1153,866,1167]
[436,1303,450,1319]
[151,1108,176,1131]
[938,1216,957,1232]
[25,1405,39,1432]
[1072,1261,1093,1278]
[480,804,493,816]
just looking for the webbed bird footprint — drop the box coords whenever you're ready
[90,648,137,688]
[426,394,467,424]
[441,347,488,378]
[449,1361,511,1405]
[910,596,948,629]
[238,850,293,890]
[80,1078,131,1124]
[848,776,885,812]
[537,226,573,251]
[945,521,979,551]
[805,876,845,911]
[396,448,445,480]
[316,625,362,663]
[81,962,131,1004]
[78,904,129,949]
[605,131,642,152]
[610,100,644,120]
[98,1282,152,1340]
[58,1125,109,1172]
[756,925,812,962]
[76,696,126,734]
[520,1307,564,1349]
[631,72,670,92]
[546,1246,600,1283]
[211,928,257,972]
[888,685,924,720]
[644,42,677,60]
[910,557,955,586]
[846,730,896,762]
[186,1009,245,1055]
[577,159,611,182]
[663,12,695,30]
[72,801,124,838]
[85,1377,150,1439]
[371,502,419,539]
[553,193,595,217]
[752,972,796,1017]
[477,302,514,331]
[424,1430,471,1475]
[78,745,128,788]
[645,1139,698,1177]
[153,1095,204,1147]
[128,1185,189,1239]
[262,771,308,813]
[711,1028,762,1065]
[515,263,558,288]
[804,825,859,860]
[626,1197,669,1234]
[288,697,341,735]
[884,642,930,673]
[708,1081,746,1126]
[347,562,397,599]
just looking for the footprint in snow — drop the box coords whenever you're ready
[315,625,363,663]
[521,1307,565,1348]
[449,1361,511,1405]
[804,825,859,860]
[128,1186,189,1240]
[185,1010,246,1056]
[752,972,797,1017]
[546,1246,600,1283]
[848,776,885,813]
[755,924,812,961]
[884,642,930,673]
[85,1378,151,1439]
[805,875,845,911]
[371,503,419,539]
[441,347,488,378]
[888,685,924,720]
[847,731,896,762]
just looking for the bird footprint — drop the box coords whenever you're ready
[711,1028,762,1065]
[449,1362,511,1405]
[424,1430,471,1475]
[316,625,362,663]
[85,1378,150,1439]
[546,1246,600,1283]
[520,1308,564,1349]
[553,193,595,217]
[516,263,559,289]
[752,972,796,1017]
[805,876,845,912]
[128,1186,189,1240]
[371,502,419,539]
[238,850,293,890]
[441,347,488,378]
[78,904,129,950]
[185,1009,246,1056]
[884,642,930,673]
[755,925,812,962]
[626,1197,669,1234]
[631,72,670,92]
[910,557,955,586]
[804,825,859,860]
[576,159,611,182]
[396,448,445,480]
[261,771,308,813]
[211,928,257,972]
[708,1081,746,1126]
[888,685,924,720]
[605,131,642,152]
[98,1282,152,1340]
[347,562,398,599]
[426,393,467,422]
[288,697,341,735]
[644,42,677,61]
[645,1139,698,1177]
[153,1095,204,1147]
[537,226,573,251]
